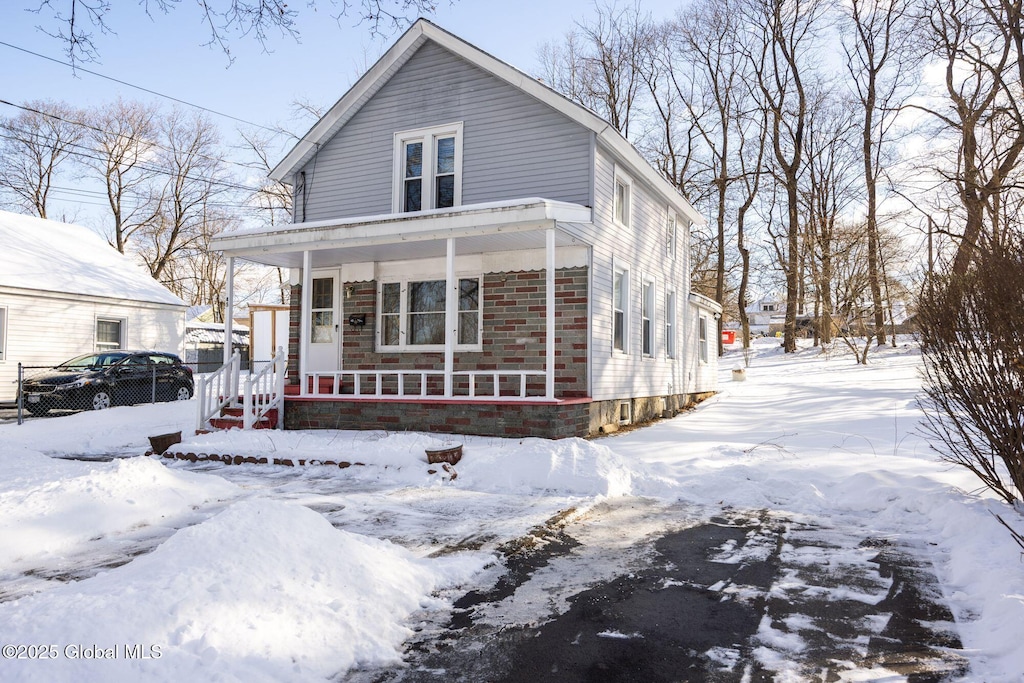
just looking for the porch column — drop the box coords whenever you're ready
[224,256,234,366]
[444,237,456,397]
[300,250,312,395]
[546,227,556,400]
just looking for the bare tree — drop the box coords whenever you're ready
[136,109,228,287]
[28,0,449,65]
[84,98,162,253]
[0,99,84,219]
[744,0,828,353]
[843,0,917,346]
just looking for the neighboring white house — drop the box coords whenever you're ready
[209,19,721,438]
[0,211,187,403]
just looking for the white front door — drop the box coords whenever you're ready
[307,270,340,372]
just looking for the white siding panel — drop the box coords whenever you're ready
[559,145,697,401]
[0,290,184,402]
[295,42,592,222]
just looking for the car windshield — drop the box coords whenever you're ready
[57,353,128,369]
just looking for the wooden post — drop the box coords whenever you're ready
[444,237,456,397]
[546,226,556,400]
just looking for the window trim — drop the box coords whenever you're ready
[613,169,632,228]
[392,122,464,213]
[612,262,630,354]
[375,275,482,353]
[95,316,125,352]
[666,211,678,259]
[641,275,655,357]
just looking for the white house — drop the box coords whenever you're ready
[0,211,187,403]
[208,20,720,438]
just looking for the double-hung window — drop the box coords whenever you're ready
[614,171,632,228]
[699,315,709,363]
[666,290,676,358]
[378,277,481,351]
[394,123,463,213]
[613,265,629,353]
[96,318,124,351]
[641,278,655,357]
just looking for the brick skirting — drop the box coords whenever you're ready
[284,391,713,439]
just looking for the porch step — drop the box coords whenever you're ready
[209,407,279,430]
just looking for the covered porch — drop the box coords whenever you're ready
[212,199,594,427]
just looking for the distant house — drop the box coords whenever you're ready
[208,20,720,438]
[0,211,186,403]
[185,306,249,373]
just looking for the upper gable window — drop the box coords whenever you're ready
[613,170,632,228]
[393,123,463,213]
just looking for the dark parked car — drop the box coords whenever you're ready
[22,351,194,415]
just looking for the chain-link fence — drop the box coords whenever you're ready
[14,351,195,424]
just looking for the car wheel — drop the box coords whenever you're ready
[26,403,50,416]
[175,385,192,401]
[91,390,113,410]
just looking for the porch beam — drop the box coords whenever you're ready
[444,237,456,397]
[224,256,234,366]
[546,227,556,400]
[300,250,312,396]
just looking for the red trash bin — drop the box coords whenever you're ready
[721,330,736,344]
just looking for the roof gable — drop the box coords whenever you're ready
[270,19,703,226]
[0,211,186,307]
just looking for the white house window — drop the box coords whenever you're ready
[311,277,335,344]
[641,278,655,357]
[96,318,124,351]
[393,123,463,213]
[0,307,6,361]
[666,290,676,358]
[614,171,631,228]
[613,265,629,353]
[699,315,709,363]
[666,213,677,259]
[378,277,481,351]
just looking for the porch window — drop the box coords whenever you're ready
[393,123,463,213]
[613,265,629,353]
[96,318,123,351]
[642,278,655,356]
[377,277,481,351]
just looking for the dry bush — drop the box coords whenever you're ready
[917,242,1024,507]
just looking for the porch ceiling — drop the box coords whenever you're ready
[212,198,592,269]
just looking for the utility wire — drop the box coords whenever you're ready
[0,39,296,139]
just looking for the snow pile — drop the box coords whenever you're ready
[0,447,238,571]
[0,499,491,683]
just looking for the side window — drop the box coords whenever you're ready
[0,307,6,361]
[699,315,709,364]
[641,278,655,357]
[614,171,632,228]
[613,265,630,353]
[666,290,676,358]
[96,318,123,351]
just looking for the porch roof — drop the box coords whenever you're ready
[212,198,592,269]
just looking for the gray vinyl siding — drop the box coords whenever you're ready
[294,41,592,222]
[558,144,696,402]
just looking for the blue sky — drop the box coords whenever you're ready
[0,1,684,142]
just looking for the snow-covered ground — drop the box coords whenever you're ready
[0,337,1021,682]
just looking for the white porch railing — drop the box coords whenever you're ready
[196,351,241,431]
[305,369,550,400]
[197,347,287,431]
[243,346,287,429]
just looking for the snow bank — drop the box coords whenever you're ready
[0,448,239,571]
[0,499,491,683]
